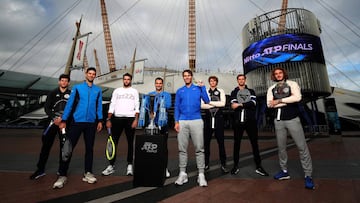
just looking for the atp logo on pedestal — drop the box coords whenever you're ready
[141,142,158,153]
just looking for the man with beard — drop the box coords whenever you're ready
[54,67,103,189]
[102,72,140,176]
[267,67,315,190]
[174,69,210,187]
[147,77,172,178]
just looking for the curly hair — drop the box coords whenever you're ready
[271,67,288,81]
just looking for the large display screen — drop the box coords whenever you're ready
[242,33,325,74]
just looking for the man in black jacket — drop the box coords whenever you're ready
[30,74,71,180]
[229,74,268,176]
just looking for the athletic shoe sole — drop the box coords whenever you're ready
[276,176,290,180]
[82,177,97,184]
[30,173,46,180]
[255,169,269,176]
[102,170,115,176]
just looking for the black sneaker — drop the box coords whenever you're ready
[205,165,210,171]
[230,166,239,175]
[30,170,46,180]
[221,165,229,174]
[255,167,269,176]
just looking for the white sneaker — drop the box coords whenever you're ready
[53,176,67,189]
[102,165,115,176]
[197,173,208,187]
[174,171,188,185]
[166,168,171,178]
[82,172,97,184]
[126,164,133,176]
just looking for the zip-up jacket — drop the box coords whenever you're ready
[266,80,301,120]
[230,86,257,121]
[62,81,103,123]
[175,84,210,121]
[44,87,71,119]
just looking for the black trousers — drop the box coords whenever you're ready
[58,122,97,176]
[203,114,227,166]
[110,117,136,165]
[233,120,261,168]
[36,123,63,172]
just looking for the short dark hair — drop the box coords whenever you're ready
[237,74,246,80]
[182,69,193,77]
[59,74,70,82]
[123,72,132,80]
[155,77,163,83]
[271,67,288,81]
[208,76,218,83]
[86,67,96,73]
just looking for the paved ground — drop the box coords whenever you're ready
[0,128,359,203]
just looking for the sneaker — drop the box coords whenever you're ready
[53,176,67,189]
[231,166,240,175]
[255,167,269,176]
[126,164,133,176]
[29,170,46,180]
[102,165,115,176]
[221,165,229,174]
[82,172,97,184]
[305,176,315,190]
[205,165,210,171]
[166,168,171,178]
[174,171,188,186]
[274,170,290,180]
[197,173,208,187]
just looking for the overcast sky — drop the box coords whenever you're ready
[0,0,359,92]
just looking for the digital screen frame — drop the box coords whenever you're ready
[242,33,325,74]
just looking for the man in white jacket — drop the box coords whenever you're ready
[201,76,228,173]
[267,67,315,190]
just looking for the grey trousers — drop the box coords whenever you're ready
[177,119,205,173]
[274,117,313,177]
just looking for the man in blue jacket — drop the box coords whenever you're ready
[53,67,103,189]
[148,77,172,177]
[174,69,210,187]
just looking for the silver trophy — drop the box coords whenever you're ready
[145,94,160,135]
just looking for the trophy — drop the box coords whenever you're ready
[145,94,160,135]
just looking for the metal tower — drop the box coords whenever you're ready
[100,0,116,72]
[64,18,81,76]
[188,0,196,72]
[278,0,288,33]
[93,49,101,75]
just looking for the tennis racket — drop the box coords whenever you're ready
[209,95,220,129]
[106,128,115,160]
[52,99,67,115]
[236,89,251,123]
[43,99,67,136]
[61,128,72,162]
[43,120,54,136]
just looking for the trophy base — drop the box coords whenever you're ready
[145,126,160,135]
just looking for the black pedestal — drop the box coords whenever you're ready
[133,134,167,187]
